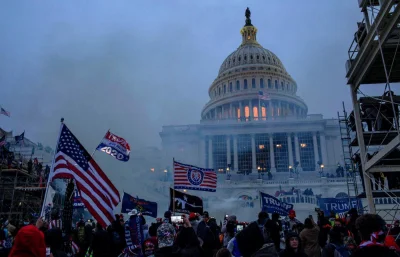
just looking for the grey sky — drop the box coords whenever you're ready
[0,1,379,184]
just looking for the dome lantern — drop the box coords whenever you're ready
[241,8,259,47]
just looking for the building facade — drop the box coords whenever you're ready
[158,11,355,221]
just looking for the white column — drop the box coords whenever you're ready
[233,136,238,171]
[200,137,206,167]
[229,103,233,119]
[258,101,262,120]
[251,134,257,172]
[319,132,328,167]
[278,101,282,117]
[312,132,320,170]
[221,105,224,119]
[208,137,213,169]
[249,100,253,121]
[269,134,276,172]
[287,134,294,167]
[239,101,243,121]
[227,136,231,165]
[269,101,273,118]
[294,133,302,171]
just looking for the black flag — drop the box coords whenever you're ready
[169,188,203,215]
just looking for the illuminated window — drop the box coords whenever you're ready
[261,107,267,118]
[244,106,250,118]
[253,106,258,120]
[259,144,265,150]
[252,78,256,88]
[260,78,264,88]
[237,108,241,119]
[244,79,248,89]
[276,144,282,148]
[300,143,307,148]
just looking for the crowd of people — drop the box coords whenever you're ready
[2,207,400,257]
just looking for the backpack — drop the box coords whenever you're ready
[330,243,350,257]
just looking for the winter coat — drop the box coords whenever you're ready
[251,243,279,257]
[299,226,321,257]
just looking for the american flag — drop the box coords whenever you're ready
[258,91,270,100]
[174,160,217,192]
[51,124,120,227]
[0,107,10,117]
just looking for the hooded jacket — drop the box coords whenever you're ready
[9,225,46,257]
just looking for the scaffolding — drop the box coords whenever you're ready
[346,0,400,218]
[0,165,45,221]
[337,102,362,213]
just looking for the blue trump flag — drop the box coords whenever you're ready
[121,192,158,218]
[260,192,293,216]
[318,197,362,218]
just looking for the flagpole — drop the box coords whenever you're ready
[91,128,110,157]
[40,118,64,217]
[172,157,175,215]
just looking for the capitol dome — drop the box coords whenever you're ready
[201,9,308,122]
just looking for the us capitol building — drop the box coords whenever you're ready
[150,9,362,221]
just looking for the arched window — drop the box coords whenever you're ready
[244,106,250,118]
[229,82,233,92]
[219,87,221,95]
[244,79,248,89]
[274,80,278,89]
[281,82,284,90]
[236,80,240,90]
[224,84,226,94]
[252,78,256,88]
[261,107,267,118]
[260,78,264,88]
[253,106,258,120]
[268,79,272,88]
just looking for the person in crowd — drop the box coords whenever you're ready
[188,212,199,235]
[175,215,203,257]
[222,215,237,248]
[124,209,145,257]
[317,211,331,248]
[197,211,218,257]
[74,219,91,257]
[352,214,398,257]
[9,217,47,257]
[89,223,111,257]
[110,214,125,256]
[345,208,360,244]
[215,248,232,257]
[266,213,282,252]
[300,218,320,257]
[284,210,303,235]
[279,232,308,257]
[390,220,400,236]
[322,227,350,257]
[227,232,242,257]
[235,212,269,257]
[0,220,13,257]
[143,222,158,257]
[154,211,176,257]
[45,228,68,257]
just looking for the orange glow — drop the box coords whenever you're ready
[253,106,258,118]
[261,107,266,117]
[237,108,241,119]
[244,106,250,118]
